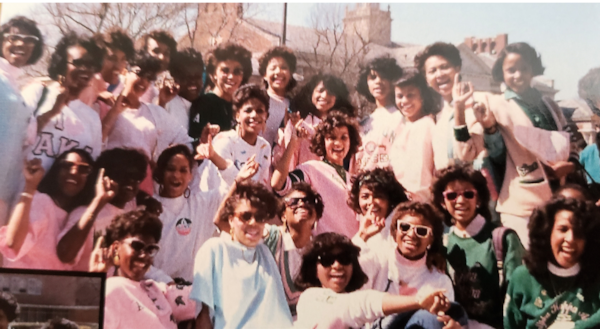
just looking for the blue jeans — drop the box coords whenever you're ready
[383,302,468,329]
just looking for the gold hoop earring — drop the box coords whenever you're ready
[113,253,120,267]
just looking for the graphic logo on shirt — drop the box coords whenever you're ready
[176,218,192,236]
[32,132,94,158]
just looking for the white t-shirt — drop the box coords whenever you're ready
[165,95,191,134]
[150,184,227,282]
[262,92,289,146]
[212,129,272,187]
[105,102,192,162]
[295,288,386,329]
[355,105,402,172]
[23,82,102,171]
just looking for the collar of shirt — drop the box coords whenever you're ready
[450,214,486,238]
[547,261,580,277]
[504,87,542,106]
[281,229,309,252]
[0,56,24,89]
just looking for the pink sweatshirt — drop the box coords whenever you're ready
[0,193,71,270]
[278,160,358,238]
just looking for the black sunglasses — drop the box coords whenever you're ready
[234,211,269,223]
[125,238,160,257]
[284,196,318,208]
[58,161,92,175]
[442,189,477,201]
[317,253,353,267]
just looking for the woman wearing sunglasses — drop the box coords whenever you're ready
[192,181,293,329]
[55,148,148,271]
[0,16,45,226]
[0,149,96,270]
[102,209,196,329]
[22,32,104,173]
[262,182,323,318]
[432,164,525,329]
[294,232,453,329]
[358,202,467,329]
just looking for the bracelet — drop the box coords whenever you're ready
[21,192,33,199]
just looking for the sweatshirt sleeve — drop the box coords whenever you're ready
[337,290,386,327]
[503,267,527,329]
[504,231,526,287]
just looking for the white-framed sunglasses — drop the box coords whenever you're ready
[397,220,432,238]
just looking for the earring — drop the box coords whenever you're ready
[113,253,120,267]
[230,227,234,240]
[313,221,317,230]
[184,187,191,198]
[58,75,66,86]
[159,184,164,195]
[426,245,431,250]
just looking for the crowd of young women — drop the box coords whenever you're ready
[0,14,599,329]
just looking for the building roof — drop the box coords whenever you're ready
[558,98,595,122]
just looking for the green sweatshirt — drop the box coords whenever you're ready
[504,265,600,329]
[446,219,525,328]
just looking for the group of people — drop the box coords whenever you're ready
[0,14,599,329]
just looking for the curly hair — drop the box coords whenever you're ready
[258,46,297,91]
[48,32,105,81]
[295,232,368,292]
[348,167,408,215]
[394,68,442,117]
[310,110,361,160]
[106,209,163,246]
[492,42,545,83]
[390,201,446,272]
[96,148,147,184]
[142,30,177,58]
[0,15,44,65]
[37,149,96,212]
[41,318,80,329]
[414,42,462,75]
[129,49,162,81]
[232,84,270,114]
[554,184,594,202]
[95,28,135,61]
[431,164,491,226]
[283,181,325,220]
[525,198,600,286]
[356,56,403,103]
[217,181,282,225]
[153,144,194,185]
[291,73,356,118]
[170,48,204,82]
[0,292,19,323]
[205,42,253,87]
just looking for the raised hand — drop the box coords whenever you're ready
[452,74,474,112]
[23,158,45,191]
[195,133,215,161]
[97,91,116,106]
[95,168,117,205]
[158,77,180,107]
[89,236,112,273]
[358,205,386,242]
[473,100,498,133]
[236,155,259,182]
[200,123,220,143]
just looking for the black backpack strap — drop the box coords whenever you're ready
[32,85,48,117]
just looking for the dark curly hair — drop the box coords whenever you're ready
[48,32,105,81]
[394,68,442,117]
[282,181,325,220]
[0,15,44,65]
[217,181,282,225]
[129,50,162,81]
[310,110,361,160]
[106,209,163,246]
[414,42,462,75]
[356,56,403,103]
[170,48,204,82]
[205,42,253,88]
[526,198,600,286]
[295,232,368,292]
[153,144,194,185]
[0,292,19,323]
[348,168,408,215]
[96,148,147,184]
[258,46,297,91]
[41,317,80,329]
[232,84,270,114]
[492,42,544,84]
[95,29,134,61]
[390,201,446,272]
[37,149,96,212]
[142,30,177,58]
[292,73,356,118]
[431,164,492,226]
[553,184,594,202]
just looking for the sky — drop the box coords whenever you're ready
[2,2,599,100]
